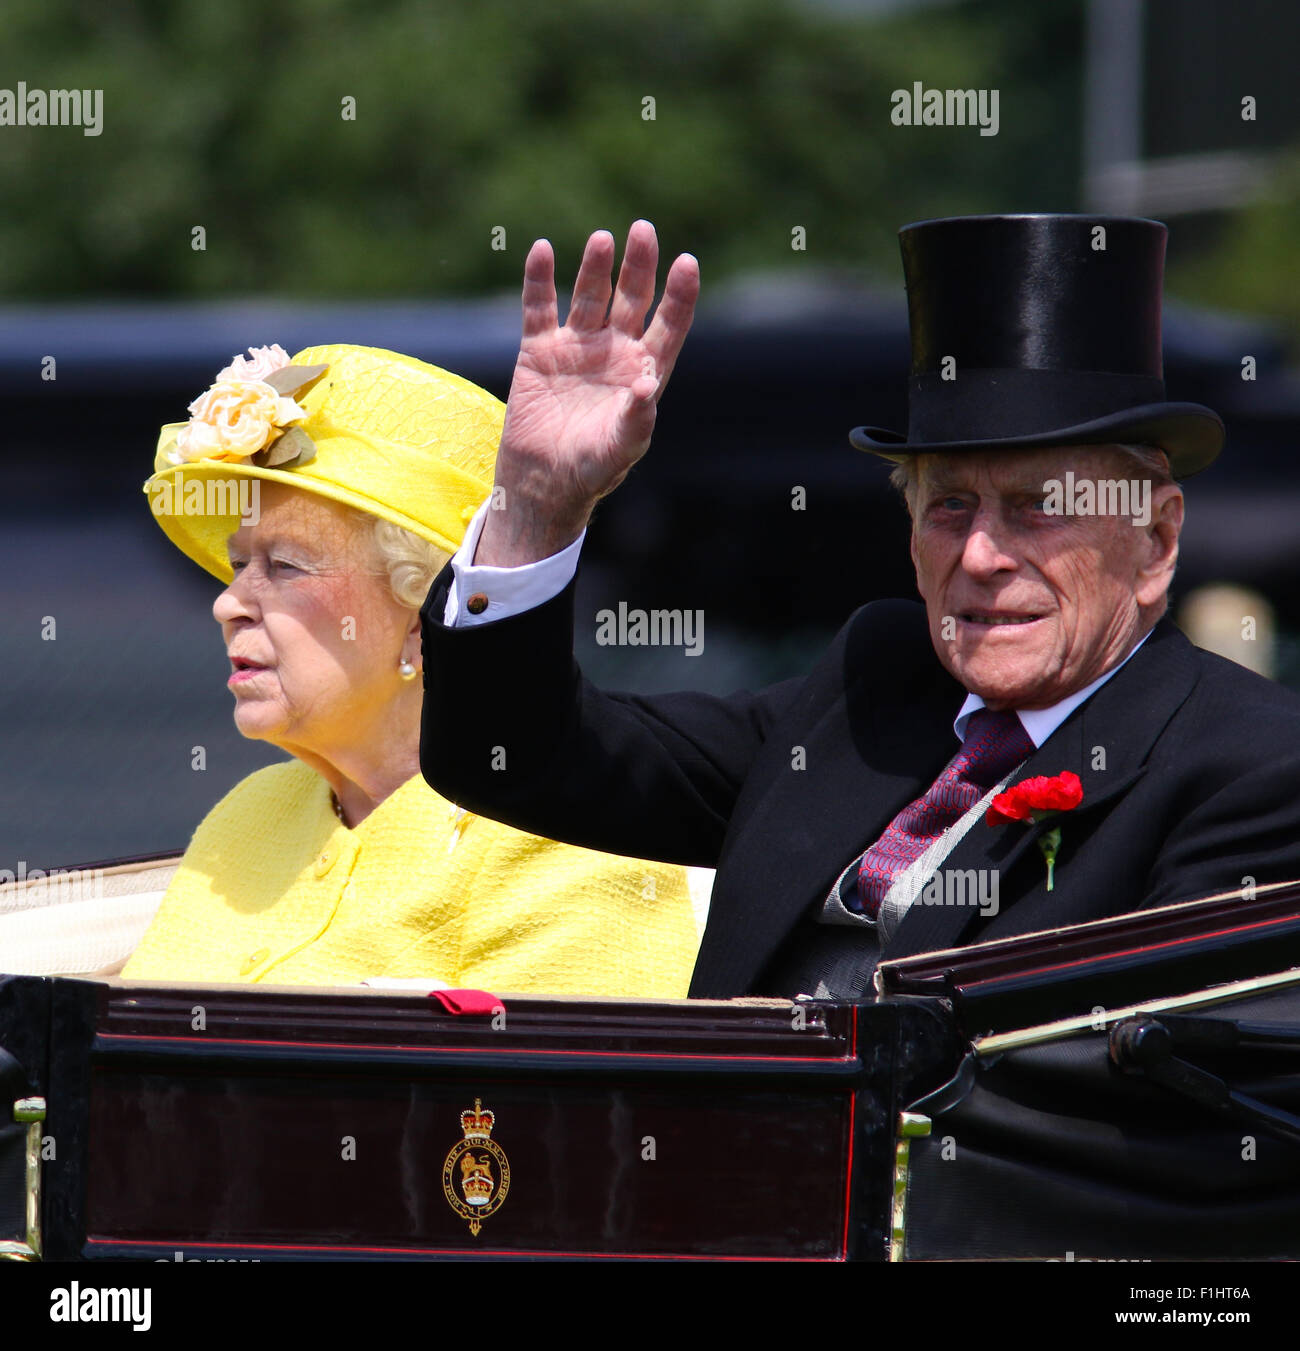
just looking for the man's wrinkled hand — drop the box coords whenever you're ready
[475,219,699,567]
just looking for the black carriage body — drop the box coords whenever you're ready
[3,881,1300,1261]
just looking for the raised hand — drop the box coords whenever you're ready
[475,220,699,567]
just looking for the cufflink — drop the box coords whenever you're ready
[466,592,489,615]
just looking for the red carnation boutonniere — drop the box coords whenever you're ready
[985,771,1084,892]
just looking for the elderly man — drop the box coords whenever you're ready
[420,214,1300,999]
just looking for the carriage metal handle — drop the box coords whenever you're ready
[1109,1013,1300,1149]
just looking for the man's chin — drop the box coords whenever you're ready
[938,644,1062,709]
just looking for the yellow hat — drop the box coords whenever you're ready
[143,343,504,583]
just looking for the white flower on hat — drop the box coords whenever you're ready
[160,346,327,469]
[171,379,307,464]
[216,344,293,384]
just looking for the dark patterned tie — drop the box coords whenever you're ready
[855,707,1035,920]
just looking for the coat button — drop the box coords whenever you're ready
[466,592,489,615]
[240,947,270,975]
[314,844,337,877]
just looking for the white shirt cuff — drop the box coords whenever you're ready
[443,499,585,627]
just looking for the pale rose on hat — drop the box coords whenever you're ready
[171,379,306,464]
[217,343,293,384]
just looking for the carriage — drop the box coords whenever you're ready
[4,855,1300,1261]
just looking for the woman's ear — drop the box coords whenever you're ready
[405,610,423,661]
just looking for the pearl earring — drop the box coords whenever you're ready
[399,659,417,681]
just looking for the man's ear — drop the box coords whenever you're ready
[1135,484,1183,608]
[904,459,924,592]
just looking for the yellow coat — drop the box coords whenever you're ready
[122,761,701,996]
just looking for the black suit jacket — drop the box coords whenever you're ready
[420,575,1300,997]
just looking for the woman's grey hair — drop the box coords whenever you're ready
[888,443,1175,514]
[347,509,451,609]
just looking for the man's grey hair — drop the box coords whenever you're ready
[888,443,1175,514]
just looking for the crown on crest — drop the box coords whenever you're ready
[461,1098,495,1140]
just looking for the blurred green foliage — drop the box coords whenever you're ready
[1166,147,1300,345]
[0,0,1289,345]
[0,0,1086,298]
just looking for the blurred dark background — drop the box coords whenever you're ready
[2,0,1299,868]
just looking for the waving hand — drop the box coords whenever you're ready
[475,220,699,566]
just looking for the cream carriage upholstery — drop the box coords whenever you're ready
[0,857,176,977]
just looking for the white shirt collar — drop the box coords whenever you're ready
[953,627,1153,749]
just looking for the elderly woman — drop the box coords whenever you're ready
[122,343,704,994]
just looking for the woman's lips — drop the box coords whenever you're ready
[228,659,272,685]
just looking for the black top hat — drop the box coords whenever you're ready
[850,214,1224,477]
